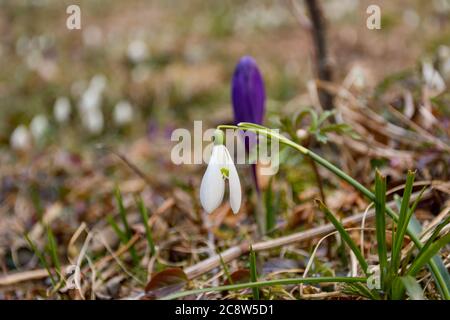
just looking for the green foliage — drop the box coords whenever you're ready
[374,170,388,290]
[136,196,156,257]
[108,187,140,265]
[280,108,358,145]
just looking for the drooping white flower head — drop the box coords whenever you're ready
[113,100,134,126]
[54,96,71,123]
[30,114,49,140]
[127,39,148,63]
[90,74,107,93]
[10,125,31,151]
[422,60,446,96]
[79,86,101,112]
[200,130,241,214]
[82,107,104,134]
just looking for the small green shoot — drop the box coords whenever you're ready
[249,245,260,300]
[136,196,156,257]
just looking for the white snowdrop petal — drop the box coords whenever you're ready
[200,162,225,213]
[30,114,49,139]
[228,163,241,214]
[114,100,134,125]
[224,147,241,214]
[54,97,71,123]
[83,108,104,134]
[200,143,242,214]
[10,125,31,150]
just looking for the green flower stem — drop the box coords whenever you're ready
[161,276,367,300]
[220,123,450,299]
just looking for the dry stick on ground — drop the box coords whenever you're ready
[304,0,334,110]
[184,189,431,280]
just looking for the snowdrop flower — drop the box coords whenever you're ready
[82,107,104,134]
[90,74,107,93]
[79,86,101,112]
[422,61,446,96]
[113,100,134,126]
[10,125,31,151]
[30,114,49,140]
[127,39,148,63]
[53,96,71,123]
[200,130,241,214]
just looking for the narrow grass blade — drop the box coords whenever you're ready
[249,246,260,300]
[374,170,388,289]
[161,276,367,300]
[344,283,380,300]
[24,233,57,287]
[217,252,232,284]
[391,277,405,300]
[390,171,415,275]
[106,215,127,243]
[407,227,450,276]
[316,200,369,275]
[136,196,156,257]
[114,187,139,264]
[46,226,61,274]
[115,187,131,238]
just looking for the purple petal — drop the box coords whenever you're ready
[231,56,266,125]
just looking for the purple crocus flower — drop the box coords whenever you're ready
[231,56,266,191]
[231,56,266,126]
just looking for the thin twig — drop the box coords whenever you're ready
[304,0,334,110]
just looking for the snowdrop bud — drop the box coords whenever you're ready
[30,114,49,140]
[10,125,31,151]
[113,100,134,126]
[54,97,71,123]
[79,87,101,112]
[422,61,446,96]
[90,74,107,93]
[296,128,308,140]
[351,66,366,89]
[83,108,104,134]
[127,39,148,63]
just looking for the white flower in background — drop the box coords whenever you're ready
[343,65,368,90]
[90,74,107,93]
[78,75,106,113]
[30,114,49,140]
[113,100,134,126]
[82,107,104,134]
[200,130,241,214]
[10,125,31,151]
[422,61,446,96]
[127,39,148,63]
[79,86,101,112]
[54,96,71,123]
[77,75,107,135]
